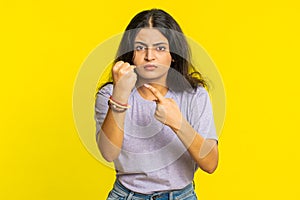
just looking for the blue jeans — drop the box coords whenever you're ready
[106,180,197,200]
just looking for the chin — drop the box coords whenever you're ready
[137,77,168,88]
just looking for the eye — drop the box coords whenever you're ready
[156,46,167,51]
[135,45,146,51]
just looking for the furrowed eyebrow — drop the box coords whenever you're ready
[153,42,168,46]
[134,41,168,46]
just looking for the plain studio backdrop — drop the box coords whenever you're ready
[1,1,299,199]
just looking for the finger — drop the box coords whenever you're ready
[118,63,129,74]
[155,104,167,124]
[113,61,124,72]
[143,84,165,103]
[122,65,136,74]
[156,103,166,115]
[118,62,131,73]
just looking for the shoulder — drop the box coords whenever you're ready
[177,86,209,100]
[181,86,211,112]
[97,83,113,97]
[169,86,210,111]
[190,86,211,105]
[194,86,209,96]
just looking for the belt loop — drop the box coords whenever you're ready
[126,192,134,200]
[169,191,174,200]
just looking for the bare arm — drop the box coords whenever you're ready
[97,107,126,162]
[97,61,137,162]
[175,119,218,174]
[144,84,219,173]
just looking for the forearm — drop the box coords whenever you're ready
[96,61,137,162]
[97,92,129,162]
[97,107,126,162]
[174,118,219,174]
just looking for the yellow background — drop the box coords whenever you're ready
[1,0,299,199]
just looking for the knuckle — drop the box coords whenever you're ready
[116,60,124,66]
[119,69,124,75]
[112,66,118,72]
[114,61,123,69]
[124,62,130,67]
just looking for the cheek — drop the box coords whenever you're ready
[133,51,145,62]
[163,54,172,66]
[132,52,137,65]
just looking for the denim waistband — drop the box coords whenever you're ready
[111,179,195,200]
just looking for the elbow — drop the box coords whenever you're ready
[201,161,218,174]
[101,152,117,163]
[98,142,121,162]
[98,145,120,162]
[97,131,121,162]
[199,152,219,174]
[200,142,219,174]
[206,170,215,174]
[204,163,218,174]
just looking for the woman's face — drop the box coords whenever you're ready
[133,28,172,84]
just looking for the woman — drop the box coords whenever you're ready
[95,9,218,200]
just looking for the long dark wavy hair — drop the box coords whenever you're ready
[102,8,207,91]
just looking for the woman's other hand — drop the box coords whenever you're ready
[144,84,182,132]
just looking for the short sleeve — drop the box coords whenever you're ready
[188,87,218,141]
[94,84,113,140]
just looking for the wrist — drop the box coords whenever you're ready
[111,93,130,104]
[172,117,186,135]
[112,86,131,103]
[108,96,130,113]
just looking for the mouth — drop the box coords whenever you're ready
[143,64,158,71]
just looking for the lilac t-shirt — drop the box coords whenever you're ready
[95,84,217,194]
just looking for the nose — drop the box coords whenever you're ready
[144,48,155,61]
